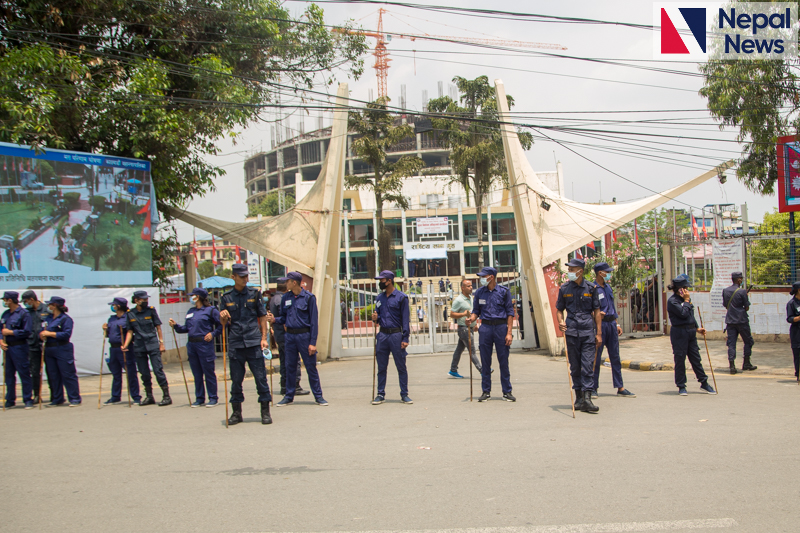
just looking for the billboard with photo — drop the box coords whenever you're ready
[0,142,156,289]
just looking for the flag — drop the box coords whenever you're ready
[18,161,23,172]
[575,248,584,260]
[612,229,618,243]
[587,241,595,251]
[701,214,708,239]
[176,255,182,273]
[192,239,198,268]
[691,214,699,240]
[137,200,152,241]
[235,245,242,264]
[212,236,218,266]
[634,219,640,248]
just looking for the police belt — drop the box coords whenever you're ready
[380,327,402,334]
[602,315,618,323]
[188,336,208,343]
[481,319,507,326]
[110,342,122,348]
[672,324,696,329]
[286,327,310,334]
[45,340,69,347]
[5,339,27,347]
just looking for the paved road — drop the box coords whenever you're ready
[1,351,798,533]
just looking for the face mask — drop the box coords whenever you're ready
[1,301,7,308]
[479,277,489,287]
[190,296,198,303]
[379,280,389,290]
[25,304,33,310]
[567,272,578,282]
[604,272,612,282]
[48,306,55,314]
[138,300,148,307]
[110,305,116,313]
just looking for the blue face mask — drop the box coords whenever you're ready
[604,272,612,282]
[479,277,489,287]
[567,272,579,282]
[110,305,116,313]
[25,304,33,310]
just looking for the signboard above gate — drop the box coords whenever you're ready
[415,217,449,235]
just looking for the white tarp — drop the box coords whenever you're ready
[7,287,159,376]
[710,239,744,320]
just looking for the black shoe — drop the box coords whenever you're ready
[295,386,311,396]
[139,395,155,406]
[574,390,584,410]
[502,392,516,402]
[729,361,738,375]
[260,402,272,424]
[228,402,243,425]
[700,382,717,395]
[477,392,491,402]
[158,387,172,406]
[742,356,757,371]
[580,390,599,413]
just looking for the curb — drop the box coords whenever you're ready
[601,356,674,372]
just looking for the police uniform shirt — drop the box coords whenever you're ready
[667,293,698,328]
[174,305,222,338]
[221,286,266,349]
[787,298,800,330]
[555,280,600,337]
[126,306,162,352]
[722,284,750,324]
[1,306,31,344]
[44,313,73,344]
[596,282,618,320]
[26,305,48,351]
[471,284,514,321]
[375,289,410,343]
[268,291,284,320]
[276,289,319,345]
[107,314,128,345]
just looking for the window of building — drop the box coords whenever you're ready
[349,256,369,279]
[343,198,352,212]
[384,221,403,245]
[462,219,489,243]
[494,249,517,272]
[267,261,286,283]
[348,224,374,248]
[200,251,206,259]
[491,217,517,241]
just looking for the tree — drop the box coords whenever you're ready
[750,209,790,286]
[346,97,423,271]
[428,75,533,268]
[248,190,295,217]
[0,0,367,287]
[197,260,216,280]
[106,236,137,271]
[83,237,111,271]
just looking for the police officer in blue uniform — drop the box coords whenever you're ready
[268,282,306,396]
[122,290,171,406]
[40,296,82,407]
[1,291,34,409]
[556,258,602,413]
[169,288,222,407]
[267,272,327,407]
[21,290,48,404]
[786,281,800,379]
[370,270,412,405]
[102,297,141,405]
[466,266,516,403]
[667,275,716,396]
[591,262,635,398]
[219,263,272,425]
[722,271,756,374]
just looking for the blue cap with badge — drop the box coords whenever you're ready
[278,271,303,283]
[477,267,497,277]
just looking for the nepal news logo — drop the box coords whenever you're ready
[653,3,798,60]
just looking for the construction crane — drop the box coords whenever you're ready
[338,8,568,99]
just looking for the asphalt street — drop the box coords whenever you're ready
[1,349,798,533]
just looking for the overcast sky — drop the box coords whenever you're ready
[168,0,776,242]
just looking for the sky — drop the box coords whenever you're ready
[167,0,778,243]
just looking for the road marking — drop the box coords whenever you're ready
[252,518,738,533]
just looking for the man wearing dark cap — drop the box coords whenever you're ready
[1,291,34,409]
[269,281,307,396]
[556,259,602,413]
[667,274,715,396]
[122,290,171,406]
[21,290,49,404]
[591,262,635,398]
[219,263,272,424]
[466,266,516,402]
[267,271,327,406]
[722,271,756,374]
[370,270,412,404]
[786,281,800,380]
[103,297,141,405]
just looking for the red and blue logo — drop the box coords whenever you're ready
[661,7,706,53]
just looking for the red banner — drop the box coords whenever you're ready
[212,236,218,266]
[136,200,151,241]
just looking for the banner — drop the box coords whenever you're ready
[710,239,744,320]
[404,240,462,260]
[415,217,450,235]
[0,142,155,289]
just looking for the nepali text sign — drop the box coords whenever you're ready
[404,241,462,260]
[710,239,743,320]
[415,217,450,235]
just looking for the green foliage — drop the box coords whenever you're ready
[197,260,217,280]
[427,76,533,268]
[217,267,232,279]
[63,192,80,210]
[83,237,111,271]
[151,229,179,288]
[89,195,107,212]
[248,190,295,217]
[70,224,84,241]
[117,198,130,216]
[38,161,55,182]
[750,210,790,286]
[106,236,137,271]
[28,216,43,231]
[25,191,35,207]
[359,303,376,320]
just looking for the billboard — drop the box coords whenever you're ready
[0,142,156,288]
[777,135,800,213]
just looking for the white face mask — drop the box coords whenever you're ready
[190,296,198,303]
[567,272,579,282]
[479,277,489,287]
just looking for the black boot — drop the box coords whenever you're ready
[573,389,584,411]
[228,402,243,425]
[260,401,273,425]
[158,386,172,406]
[139,386,155,406]
[729,361,738,375]
[581,390,599,413]
[742,356,757,371]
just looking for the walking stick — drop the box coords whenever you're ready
[697,309,718,393]
[39,342,45,410]
[119,326,131,408]
[562,338,576,419]
[98,335,106,409]
[222,325,229,429]
[171,328,192,405]
[372,322,377,401]
[467,321,474,402]
[2,350,5,412]
[266,327,273,405]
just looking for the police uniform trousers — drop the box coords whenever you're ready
[107,346,141,402]
[478,323,512,394]
[228,345,271,404]
[450,326,481,373]
[726,322,754,361]
[670,326,708,388]
[28,346,45,398]
[284,331,322,400]
[376,331,408,397]
[44,343,81,404]
[592,321,623,390]
[566,333,595,391]
[187,340,218,402]
[4,343,33,404]
[134,349,168,391]
[791,325,800,378]
[274,329,302,393]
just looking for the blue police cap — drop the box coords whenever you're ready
[374,270,395,280]
[45,296,66,306]
[477,267,497,277]
[566,258,585,268]
[671,274,692,289]
[107,297,128,308]
[278,271,303,283]
[231,263,249,276]
[189,287,208,299]
[132,290,149,300]
[791,281,800,295]
[593,262,613,273]
[731,271,743,280]
[2,291,19,302]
